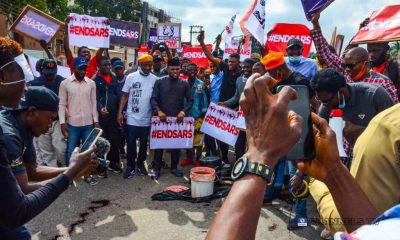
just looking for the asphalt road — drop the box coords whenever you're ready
[27,158,323,240]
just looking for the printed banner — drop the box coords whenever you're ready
[150,117,194,149]
[138,44,148,57]
[352,5,400,43]
[148,28,158,50]
[109,19,141,47]
[222,13,237,45]
[301,0,335,21]
[200,103,240,146]
[266,23,312,57]
[182,44,212,68]
[68,13,110,48]
[157,23,181,48]
[10,5,63,43]
[223,38,252,61]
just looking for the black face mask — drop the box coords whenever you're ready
[370,52,388,67]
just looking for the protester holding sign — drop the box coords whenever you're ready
[118,54,158,179]
[310,13,399,103]
[285,38,318,80]
[150,58,193,179]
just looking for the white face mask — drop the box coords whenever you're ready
[0,59,25,86]
[14,54,34,83]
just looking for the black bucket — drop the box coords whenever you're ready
[200,156,222,184]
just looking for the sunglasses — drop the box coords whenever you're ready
[316,93,336,104]
[341,61,366,70]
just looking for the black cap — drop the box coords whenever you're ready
[153,54,164,62]
[18,86,59,112]
[42,59,57,75]
[287,38,303,49]
[167,58,180,67]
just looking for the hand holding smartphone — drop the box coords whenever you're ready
[80,128,103,152]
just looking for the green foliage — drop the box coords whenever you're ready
[389,42,400,60]
[74,0,141,22]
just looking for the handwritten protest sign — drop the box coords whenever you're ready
[352,5,400,43]
[223,38,252,61]
[68,13,110,48]
[182,44,212,68]
[150,117,194,149]
[200,103,240,146]
[10,5,63,43]
[109,19,141,48]
[236,108,246,130]
[157,23,181,48]
[266,23,312,57]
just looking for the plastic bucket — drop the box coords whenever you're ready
[190,167,215,198]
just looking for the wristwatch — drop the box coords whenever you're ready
[231,156,274,185]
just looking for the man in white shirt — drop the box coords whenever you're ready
[117,54,157,179]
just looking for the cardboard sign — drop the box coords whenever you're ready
[68,13,110,48]
[10,5,63,43]
[148,28,158,50]
[157,23,181,48]
[150,117,194,149]
[182,44,212,68]
[301,0,335,21]
[27,55,71,79]
[223,38,252,61]
[352,5,400,43]
[266,23,312,57]
[109,19,141,48]
[200,103,240,146]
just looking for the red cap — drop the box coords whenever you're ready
[330,109,343,118]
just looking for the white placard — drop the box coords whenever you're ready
[150,117,194,149]
[157,23,181,48]
[68,13,110,48]
[27,55,72,79]
[223,38,251,61]
[200,103,240,146]
[236,107,246,130]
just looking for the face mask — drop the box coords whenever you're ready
[338,92,346,109]
[349,61,367,81]
[139,69,149,76]
[289,56,302,64]
[14,54,34,83]
[0,60,26,86]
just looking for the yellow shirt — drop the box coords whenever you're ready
[310,103,400,233]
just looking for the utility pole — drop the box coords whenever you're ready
[189,25,203,46]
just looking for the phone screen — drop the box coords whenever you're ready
[276,85,315,160]
[80,128,102,152]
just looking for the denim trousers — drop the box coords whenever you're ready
[65,124,93,166]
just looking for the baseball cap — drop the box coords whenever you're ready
[153,54,164,62]
[41,59,57,75]
[112,60,124,69]
[18,86,59,112]
[73,56,88,68]
[287,38,303,49]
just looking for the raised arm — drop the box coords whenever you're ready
[63,18,73,64]
[198,31,220,67]
[39,40,54,59]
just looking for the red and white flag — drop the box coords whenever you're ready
[222,13,237,45]
[240,0,266,46]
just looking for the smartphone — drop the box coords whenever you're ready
[80,128,103,152]
[276,85,315,160]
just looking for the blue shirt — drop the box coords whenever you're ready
[30,75,65,95]
[285,57,318,80]
[187,78,208,119]
[210,71,223,103]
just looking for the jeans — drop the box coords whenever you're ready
[99,116,120,167]
[264,159,286,199]
[153,149,180,171]
[235,131,246,161]
[126,125,150,168]
[65,124,93,166]
[288,160,307,218]
[0,225,31,240]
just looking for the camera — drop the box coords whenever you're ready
[158,42,167,52]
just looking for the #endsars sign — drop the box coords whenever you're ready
[157,23,181,49]
[109,19,141,48]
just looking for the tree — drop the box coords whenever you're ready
[74,0,141,22]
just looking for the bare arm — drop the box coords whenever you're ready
[118,93,129,116]
[39,40,54,59]
[25,164,66,182]
[198,31,220,67]
[63,18,73,64]
[213,34,222,52]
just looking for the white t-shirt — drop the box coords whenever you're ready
[122,71,158,126]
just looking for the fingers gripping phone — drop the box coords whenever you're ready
[276,85,315,160]
[80,128,103,152]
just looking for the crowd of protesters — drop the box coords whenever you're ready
[1,4,400,240]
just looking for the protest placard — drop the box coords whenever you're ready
[68,13,110,48]
[236,108,246,130]
[150,117,194,149]
[266,23,312,57]
[109,19,141,48]
[10,5,64,43]
[200,103,240,146]
[157,23,181,48]
[148,28,158,51]
[138,44,148,57]
[27,55,71,79]
[223,38,252,61]
[301,0,335,21]
[182,44,212,68]
[352,5,400,44]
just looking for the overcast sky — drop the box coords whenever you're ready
[147,0,398,49]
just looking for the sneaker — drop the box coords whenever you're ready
[171,169,183,177]
[123,166,135,179]
[320,228,333,240]
[150,170,160,180]
[108,164,123,174]
[84,176,98,186]
[137,164,148,175]
[287,217,308,230]
[180,158,193,167]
